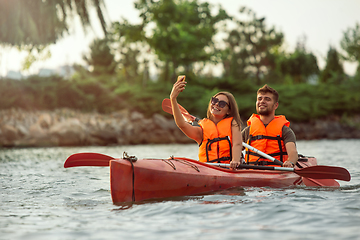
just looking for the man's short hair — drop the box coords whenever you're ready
[257,84,279,103]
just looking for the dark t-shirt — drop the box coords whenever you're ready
[241,125,296,145]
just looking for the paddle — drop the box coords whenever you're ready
[161,98,351,182]
[64,152,114,168]
[65,152,350,181]
[206,162,350,181]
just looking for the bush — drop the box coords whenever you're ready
[1,74,359,123]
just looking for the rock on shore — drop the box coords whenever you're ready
[291,115,360,140]
[0,108,192,148]
[1,109,359,148]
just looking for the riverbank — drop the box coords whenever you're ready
[1,108,360,148]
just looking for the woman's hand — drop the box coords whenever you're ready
[170,76,186,100]
[169,75,202,145]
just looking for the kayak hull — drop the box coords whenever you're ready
[110,157,334,204]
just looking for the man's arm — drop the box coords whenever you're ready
[284,142,298,167]
[241,126,250,146]
[282,126,298,167]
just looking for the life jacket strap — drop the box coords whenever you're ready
[207,156,232,163]
[250,159,282,166]
[249,135,281,141]
[246,134,287,164]
[205,136,232,163]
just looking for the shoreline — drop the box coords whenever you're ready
[1,108,360,148]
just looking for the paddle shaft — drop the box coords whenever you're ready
[207,162,293,171]
[206,162,350,181]
[242,142,283,166]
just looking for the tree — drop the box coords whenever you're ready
[278,38,319,84]
[340,22,360,74]
[279,50,319,83]
[0,0,107,48]
[83,38,117,76]
[108,20,146,84]
[320,46,345,84]
[222,7,284,84]
[221,29,249,80]
[117,0,229,81]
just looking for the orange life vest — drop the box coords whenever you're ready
[245,114,289,165]
[198,117,233,163]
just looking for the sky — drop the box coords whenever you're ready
[1,0,360,77]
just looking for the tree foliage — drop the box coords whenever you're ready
[83,38,117,75]
[222,7,284,84]
[0,0,107,48]
[341,22,360,62]
[108,20,147,84]
[341,22,360,74]
[278,40,319,84]
[320,46,345,83]
[117,0,229,81]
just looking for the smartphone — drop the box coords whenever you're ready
[177,75,186,82]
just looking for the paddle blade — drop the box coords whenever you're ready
[162,98,196,122]
[295,165,351,181]
[64,152,114,168]
[302,178,340,187]
[161,98,174,115]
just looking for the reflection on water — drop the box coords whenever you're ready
[1,140,360,240]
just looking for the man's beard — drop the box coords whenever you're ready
[257,107,271,116]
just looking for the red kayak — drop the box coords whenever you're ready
[64,153,349,204]
[110,156,342,204]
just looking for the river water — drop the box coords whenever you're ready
[1,139,360,240]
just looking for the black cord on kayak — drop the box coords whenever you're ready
[123,152,137,202]
[129,161,135,202]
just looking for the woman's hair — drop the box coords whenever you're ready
[206,91,242,130]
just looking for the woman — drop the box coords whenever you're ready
[170,76,242,169]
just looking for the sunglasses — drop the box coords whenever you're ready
[211,97,229,108]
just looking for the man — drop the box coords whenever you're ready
[242,84,298,168]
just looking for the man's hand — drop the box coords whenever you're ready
[283,160,295,168]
